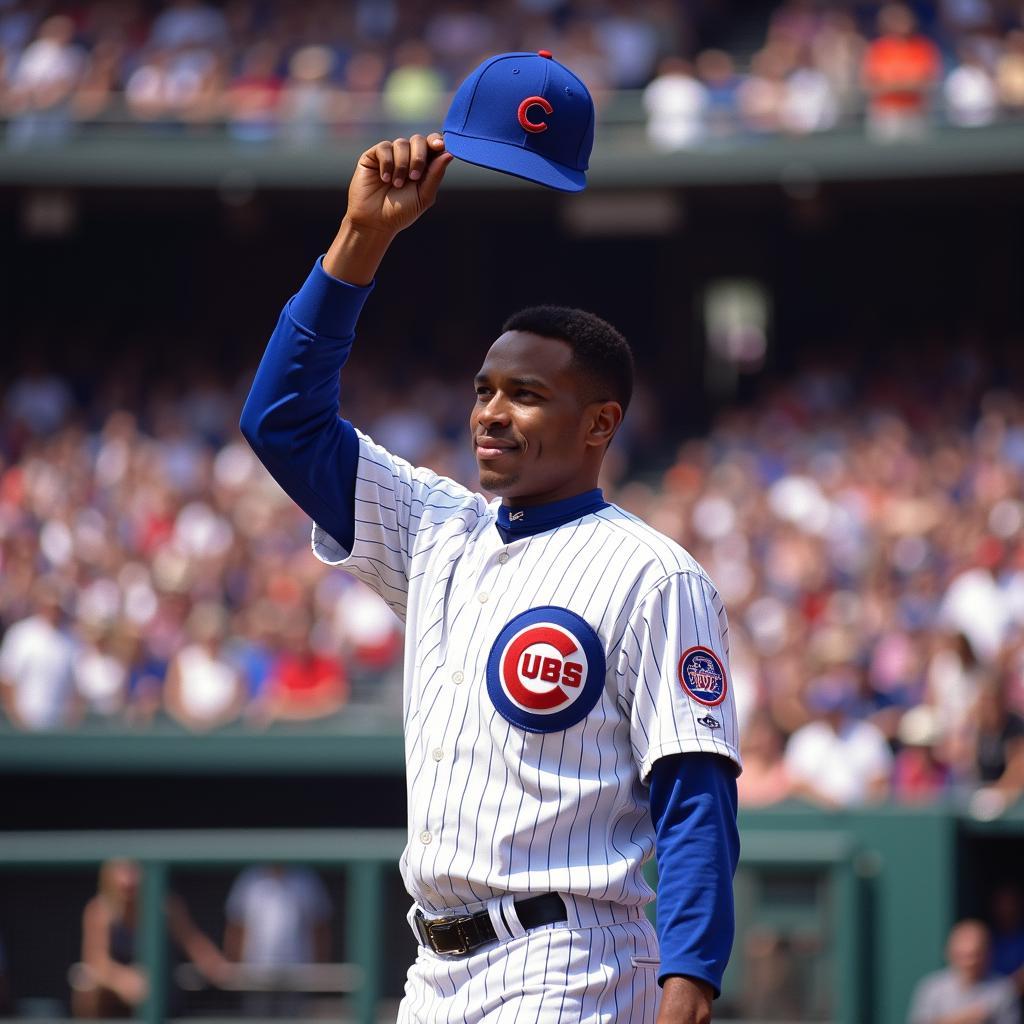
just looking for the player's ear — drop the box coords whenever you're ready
[584,401,623,448]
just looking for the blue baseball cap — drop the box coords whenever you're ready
[443,51,595,193]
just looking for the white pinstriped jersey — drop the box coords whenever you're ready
[313,431,741,915]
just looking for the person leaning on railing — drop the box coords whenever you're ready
[71,859,230,1019]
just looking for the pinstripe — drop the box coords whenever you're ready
[435,551,519,905]
[317,437,737,1018]
[398,919,660,1022]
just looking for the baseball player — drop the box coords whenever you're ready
[241,130,741,1023]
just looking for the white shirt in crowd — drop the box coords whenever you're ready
[784,717,893,806]
[945,64,998,126]
[173,643,240,721]
[643,72,709,149]
[0,613,78,729]
[226,867,331,966]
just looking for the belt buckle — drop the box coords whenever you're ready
[423,915,471,956]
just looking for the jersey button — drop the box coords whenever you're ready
[452,670,464,684]
[419,830,432,845]
[432,747,445,762]
[497,552,509,564]
[478,592,489,603]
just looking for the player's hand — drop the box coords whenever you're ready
[345,132,453,238]
[657,976,713,1024]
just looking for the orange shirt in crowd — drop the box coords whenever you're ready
[862,35,941,111]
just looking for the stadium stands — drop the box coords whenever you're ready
[2,338,1023,811]
[2,0,1024,146]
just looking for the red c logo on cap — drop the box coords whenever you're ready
[517,95,553,133]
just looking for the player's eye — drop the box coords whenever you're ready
[475,387,493,400]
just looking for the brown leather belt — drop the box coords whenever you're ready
[414,893,567,956]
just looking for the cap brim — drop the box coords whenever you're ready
[444,131,586,193]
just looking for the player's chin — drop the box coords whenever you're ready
[477,466,519,494]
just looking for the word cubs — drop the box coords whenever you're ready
[313,431,742,916]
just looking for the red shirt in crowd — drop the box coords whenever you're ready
[270,652,348,709]
[862,34,941,112]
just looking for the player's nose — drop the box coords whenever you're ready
[476,392,512,428]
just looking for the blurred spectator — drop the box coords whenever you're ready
[926,631,987,770]
[381,40,445,125]
[149,0,227,51]
[337,48,387,128]
[862,4,941,141]
[225,41,283,143]
[968,678,1024,817]
[72,39,125,122]
[164,601,246,731]
[642,57,709,151]
[75,622,131,723]
[593,0,661,89]
[226,602,278,712]
[5,14,83,146]
[423,2,496,81]
[737,712,793,806]
[783,678,893,807]
[72,859,230,1019]
[893,705,950,802]
[125,47,222,124]
[945,42,999,127]
[810,11,866,117]
[280,45,343,146]
[261,610,348,723]
[996,31,1024,114]
[781,53,839,134]
[224,864,332,1018]
[0,578,81,731]
[740,928,802,1020]
[990,882,1024,982]
[737,44,792,134]
[331,577,404,701]
[907,919,1020,1024]
[696,49,740,137]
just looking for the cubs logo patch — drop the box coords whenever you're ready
[487,606,605,733]
[678,646,728,707]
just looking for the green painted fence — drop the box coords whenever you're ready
[1,803,1021,1023]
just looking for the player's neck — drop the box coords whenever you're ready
[496,488,608,541]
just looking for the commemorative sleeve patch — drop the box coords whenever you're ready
[677,646,728,707]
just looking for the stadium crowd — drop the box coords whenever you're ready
[1,0,1024,146]
[1,336,1023,813]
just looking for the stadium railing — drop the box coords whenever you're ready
[0,825,869,1024]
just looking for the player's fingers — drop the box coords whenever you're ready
[392,137,411,188]
[374,140,394,183]
[427,131,445,151]
[418,151,453,206]
[408,134,430,181]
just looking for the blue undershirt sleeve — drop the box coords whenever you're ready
[648,752,740,996]
[239,258,373,554]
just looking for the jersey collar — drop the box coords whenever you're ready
[495,488,608,543]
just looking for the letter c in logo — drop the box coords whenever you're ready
[517,95,553,133]
[487,607,606,733]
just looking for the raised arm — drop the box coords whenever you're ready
[239,133,452,553]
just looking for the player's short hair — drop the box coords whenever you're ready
[500,306,634,414]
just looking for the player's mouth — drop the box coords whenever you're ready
[475,435,520,461]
